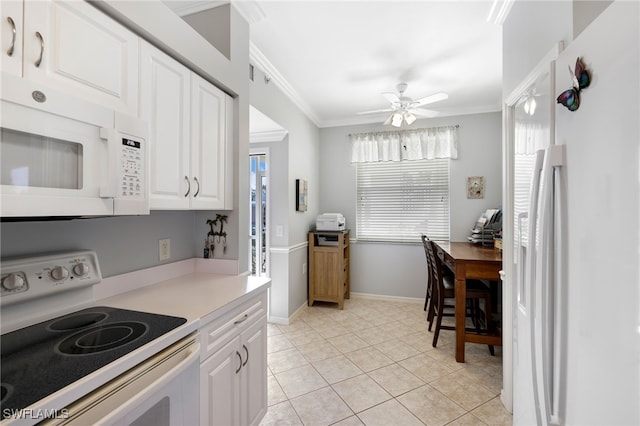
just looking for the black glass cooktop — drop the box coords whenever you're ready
[0,306,187,419]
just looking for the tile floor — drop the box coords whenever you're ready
[261,297,512,426]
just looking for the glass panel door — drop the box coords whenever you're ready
[249,154,268,276]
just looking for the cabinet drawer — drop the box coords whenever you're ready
[200,292,266,360]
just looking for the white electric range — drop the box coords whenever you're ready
[0,251,198,426]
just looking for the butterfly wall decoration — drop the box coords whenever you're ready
[557,57,591,111]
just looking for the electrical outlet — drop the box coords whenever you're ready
[302,262,307,274]
[159,239,171,261]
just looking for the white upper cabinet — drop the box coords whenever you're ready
[140,41,233,210]
[190,73,228,210]
[140,41,191,209]
[14,0,138,115]
[1,1,23,76]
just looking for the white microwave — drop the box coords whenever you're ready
[0,74,149,217]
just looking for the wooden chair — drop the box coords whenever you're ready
[425,238,494,354]
[421,234,434,314]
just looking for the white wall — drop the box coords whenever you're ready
[319,112,502,298]
[502,1,572,98]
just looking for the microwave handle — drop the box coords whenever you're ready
[99,127,119,198]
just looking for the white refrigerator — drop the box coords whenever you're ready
[512,1,640,425]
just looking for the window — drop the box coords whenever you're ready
[356,158,450,242]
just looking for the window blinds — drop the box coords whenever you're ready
[356,159,450,242]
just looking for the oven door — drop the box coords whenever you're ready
[46,336,200,426]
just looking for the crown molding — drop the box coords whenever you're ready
[164,0,227,17]
[232,1,266,24]
[249,42,322,127]
[250,129,289,143]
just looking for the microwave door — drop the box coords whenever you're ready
[0,100,114,217]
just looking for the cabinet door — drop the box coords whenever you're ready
[190,73,227,210]
[0,1,23,76]
[311,250,341,298]
[23,0,138,115]
[240,316,268,426]
[200,336,242,426]
[139,41,191,210]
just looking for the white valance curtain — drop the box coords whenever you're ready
[350,125,459,163]
[514,121,549,154]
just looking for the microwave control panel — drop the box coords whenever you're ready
[120,137,144,199]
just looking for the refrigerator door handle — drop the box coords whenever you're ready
[516,212,528,308]
[536,145,566,426]
[526,149,545,425]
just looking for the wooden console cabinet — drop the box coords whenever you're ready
[308,230,350,309]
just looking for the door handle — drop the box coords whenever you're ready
[6,17,16,56]
[235,351,242,374]
[35,31,44,67]
[184,176,190,197]
[242,344,248,367]
[193,177,200,197]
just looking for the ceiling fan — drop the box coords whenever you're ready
[358,83,448,127]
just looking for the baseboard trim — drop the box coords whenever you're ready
[267,294,422,325]
[350,292,423,304]
[268,300,308,325]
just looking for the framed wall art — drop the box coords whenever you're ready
[467,176,484,199]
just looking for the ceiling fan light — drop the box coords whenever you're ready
[529,97,537,115]
[403,112,416,125]
[391,113,403,127]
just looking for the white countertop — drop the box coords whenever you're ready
[96,272,271,324]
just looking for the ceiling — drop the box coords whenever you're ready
[166,1,503,129]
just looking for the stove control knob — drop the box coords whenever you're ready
[2,273,25,291]
[50,266,69,281]
[73,263,90,277]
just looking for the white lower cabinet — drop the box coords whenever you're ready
[200,292,268,426]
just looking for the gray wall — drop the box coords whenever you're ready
[250,65,320,321]
[1,212,196,277]
[319,112,502,299]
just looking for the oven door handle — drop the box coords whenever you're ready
[91,339,200,425]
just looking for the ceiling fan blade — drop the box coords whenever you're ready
[409,108,439,118]
[356,108,394,115]
[414,92,448,107]
[381,92,400,103]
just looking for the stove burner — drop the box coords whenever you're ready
[1,306,187,419]
[47,312,108,332]
[56,321,149,355]
[1,383,12,405]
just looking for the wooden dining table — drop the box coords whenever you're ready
[433,241,503,362]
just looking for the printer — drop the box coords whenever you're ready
[316,213,346,231]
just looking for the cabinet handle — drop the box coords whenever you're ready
[233,314,248,325]
[6,17,16,56]
[235,351,242,374]
[184,176,190,197]
[34,31,44,67]
[242,344,249,367]
[193,177,200,197]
